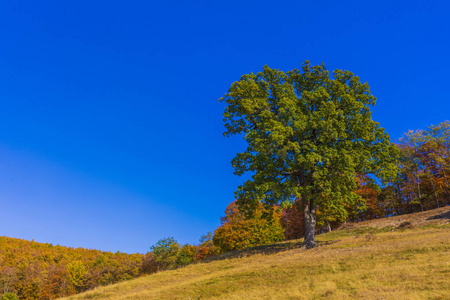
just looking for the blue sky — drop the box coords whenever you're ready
[0,0,448,253]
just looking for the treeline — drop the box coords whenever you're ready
[385,121,450,214]
[0,233,218,299]
[346,121,450,222]
[0,236,143,299]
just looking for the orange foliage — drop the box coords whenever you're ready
[0,237,147,299]
[353,175,383,221]
[213,201,285,252]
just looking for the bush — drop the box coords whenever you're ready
[176,244,198,266]
[213,219,285,252]
[150,238,180,270]
[213,202,285,252]
[140,252,158,274]
[195,232,220,259]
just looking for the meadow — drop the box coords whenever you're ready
[64,208,450,300]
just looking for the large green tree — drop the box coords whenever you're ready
[220,61,398,248]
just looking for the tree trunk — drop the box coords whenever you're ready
[441,165,449,187]
[414,170,424,211]
[429,174,440,208]
[303,197,317,249]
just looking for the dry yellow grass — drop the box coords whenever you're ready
[63,219,450,300]
[339,206,450,229]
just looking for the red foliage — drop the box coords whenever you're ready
[281,199,304,240]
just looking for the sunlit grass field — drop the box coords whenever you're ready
[64,220,449,300]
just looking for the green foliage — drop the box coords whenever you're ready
[1,292,18,300]
[150,237,180,270]
[220,61,398,247]
[176,244,198,266]
[213,202,285,252]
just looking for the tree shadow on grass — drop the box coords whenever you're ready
[202,239,334,263]
[427,209,450,220]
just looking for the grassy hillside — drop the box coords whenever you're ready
[65,207,450,300]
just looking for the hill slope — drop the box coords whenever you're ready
[64,207,450,300]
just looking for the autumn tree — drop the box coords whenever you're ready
[213,201,284,252]
[150,238,180,271]
[0,267,18,294]
[350,175,383,221]
[395,121,450,212]
[196,233,220,260]
[67,261,87,293]
[220,61,398,249]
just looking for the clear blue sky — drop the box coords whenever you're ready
[0,0,448,254]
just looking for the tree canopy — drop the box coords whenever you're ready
[220,61,398,248]
[395,120,450,212]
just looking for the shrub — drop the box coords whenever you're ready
[176,244,198,266]
[195,232,220,259]
[140,252,158,274]
[213,202,285,252]
[150,238,180,270]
